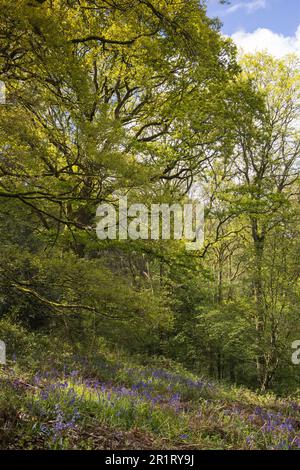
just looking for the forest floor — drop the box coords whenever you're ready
[0,351,300,450]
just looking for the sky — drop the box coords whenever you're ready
[206,0,300,57]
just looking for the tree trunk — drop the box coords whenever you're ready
[251,218,266,390]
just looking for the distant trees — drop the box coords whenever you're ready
[193,54,300,390]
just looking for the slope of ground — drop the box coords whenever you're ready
[0,351,299,450]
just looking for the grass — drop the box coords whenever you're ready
[0,351,300,450]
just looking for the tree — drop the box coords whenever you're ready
[205,53,300,390]
[0,0,238,349]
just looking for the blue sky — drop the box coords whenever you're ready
[206,0,300,56]
[207,0,300,36]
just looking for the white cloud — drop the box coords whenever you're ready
[231,25,300,58]
[226,0,267,14]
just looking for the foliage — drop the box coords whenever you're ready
[0,0,300,451]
